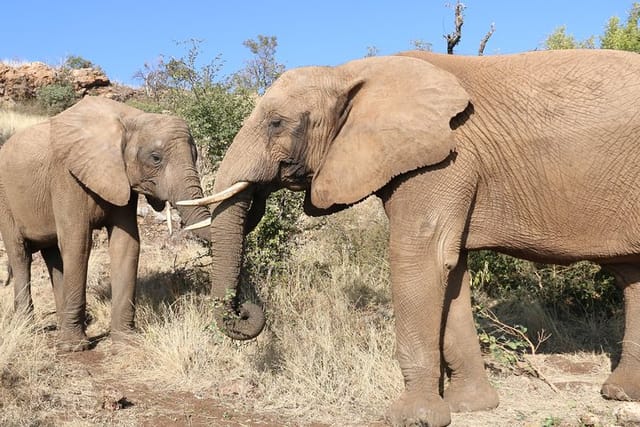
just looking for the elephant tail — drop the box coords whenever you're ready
[3,262,11,287]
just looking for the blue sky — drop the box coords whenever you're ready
[2,1,635,86]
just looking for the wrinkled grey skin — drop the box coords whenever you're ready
[0,96,210,352]
[206,50,640,426]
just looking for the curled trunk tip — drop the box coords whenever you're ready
[215,301,266,340]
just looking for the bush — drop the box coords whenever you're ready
[469,251,620,318]
[172,86,254,164]
[244,191,304,278]
[63,55,95,70]
[36,83,77,114]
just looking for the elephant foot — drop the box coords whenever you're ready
[444,378,499,412]
[386,390,451,427]
[57,331,91,352]
[602,368,640,401]
[110,330,139,355]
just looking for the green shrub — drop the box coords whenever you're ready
[63,55,95,70]
[172,87,254,164]
[36,83,77,114]
[124,98,166,113]
[469,251,620,318]
[245,191,304,278]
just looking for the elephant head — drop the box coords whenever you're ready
[181,56,470,339]
[51,96,210,238]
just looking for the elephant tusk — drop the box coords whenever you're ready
[166,202,173,236]
[176,181,251,206]
[183,217,212,231]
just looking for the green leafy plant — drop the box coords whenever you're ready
[244,191,304,278]
[36,83,77,114]
[63,55,96,70]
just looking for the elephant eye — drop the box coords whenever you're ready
[150,152,162,165]
[271,119,282,127]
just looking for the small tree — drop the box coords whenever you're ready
[133,56,170,101]
[544,26,596,50]
[230,35,285,94]
[601,2,640,52]
[365,46,380,57]
[64,55,95,69]
[411,40,433,51]
[445,1,466,54]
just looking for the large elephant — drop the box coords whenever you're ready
[0,96,211,352]
[181,50,640,426]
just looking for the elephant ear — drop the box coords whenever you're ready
[310,56,470,209]
[50,96,142,206]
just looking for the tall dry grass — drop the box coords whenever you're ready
[0,136,626,425]
[0,109,48,145]
[113,198,401,424]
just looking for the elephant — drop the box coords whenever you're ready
[0,96,211,352]
[179,49,640,426]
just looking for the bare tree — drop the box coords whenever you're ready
[133,56,169,101]
[478,23,496,56]
[445,1,465,54]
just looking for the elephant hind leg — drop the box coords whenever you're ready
[601,263,640,401]
[4,239,34,315]
[442,252,499,412]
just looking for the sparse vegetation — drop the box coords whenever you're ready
[0,109,47,145]
[2,4,640,424]
[36,82,77,114]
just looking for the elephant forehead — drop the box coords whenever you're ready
[268,66,336,93]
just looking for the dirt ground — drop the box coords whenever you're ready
[43,348,640,426]
[1,203,640,426]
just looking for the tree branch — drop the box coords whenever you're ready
[445,1,466,54]
[478,23,496,56]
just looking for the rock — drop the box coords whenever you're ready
[70,67,110,95]
[614,402,640,425]
[0,61,138,102]
[579,413,600,426]
[0,62,56,99]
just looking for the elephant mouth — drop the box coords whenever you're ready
[145,195,166,212]
[278,161,311,191]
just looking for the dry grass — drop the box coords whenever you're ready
[0,109,48,145]
[0,102,635,424]
[0,194,636,425]
[110,197,401,424]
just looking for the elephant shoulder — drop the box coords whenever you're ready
[0,121,52,170]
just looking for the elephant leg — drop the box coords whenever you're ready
[0,210,33,314]
[41,246,64,326]
[56,227,92,352]
[442,252,499,412]
[107,203,140,344]
[10,244,33,316]
[601,263,640,400]
[385,215,453,427]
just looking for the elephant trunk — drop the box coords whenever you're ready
[210,190,265,340]
[172,170,211,242]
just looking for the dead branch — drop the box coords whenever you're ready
[478,22,496,56]
[445,1,466,54]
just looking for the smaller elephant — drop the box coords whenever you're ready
[0,96,211,351]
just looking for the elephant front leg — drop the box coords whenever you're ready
[601,264,640,401]
[57,230,92,352]
[442,252,499,412]
[386,221,452,427]
[107,204,140,347]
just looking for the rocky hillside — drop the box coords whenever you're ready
[0,61,138,105]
